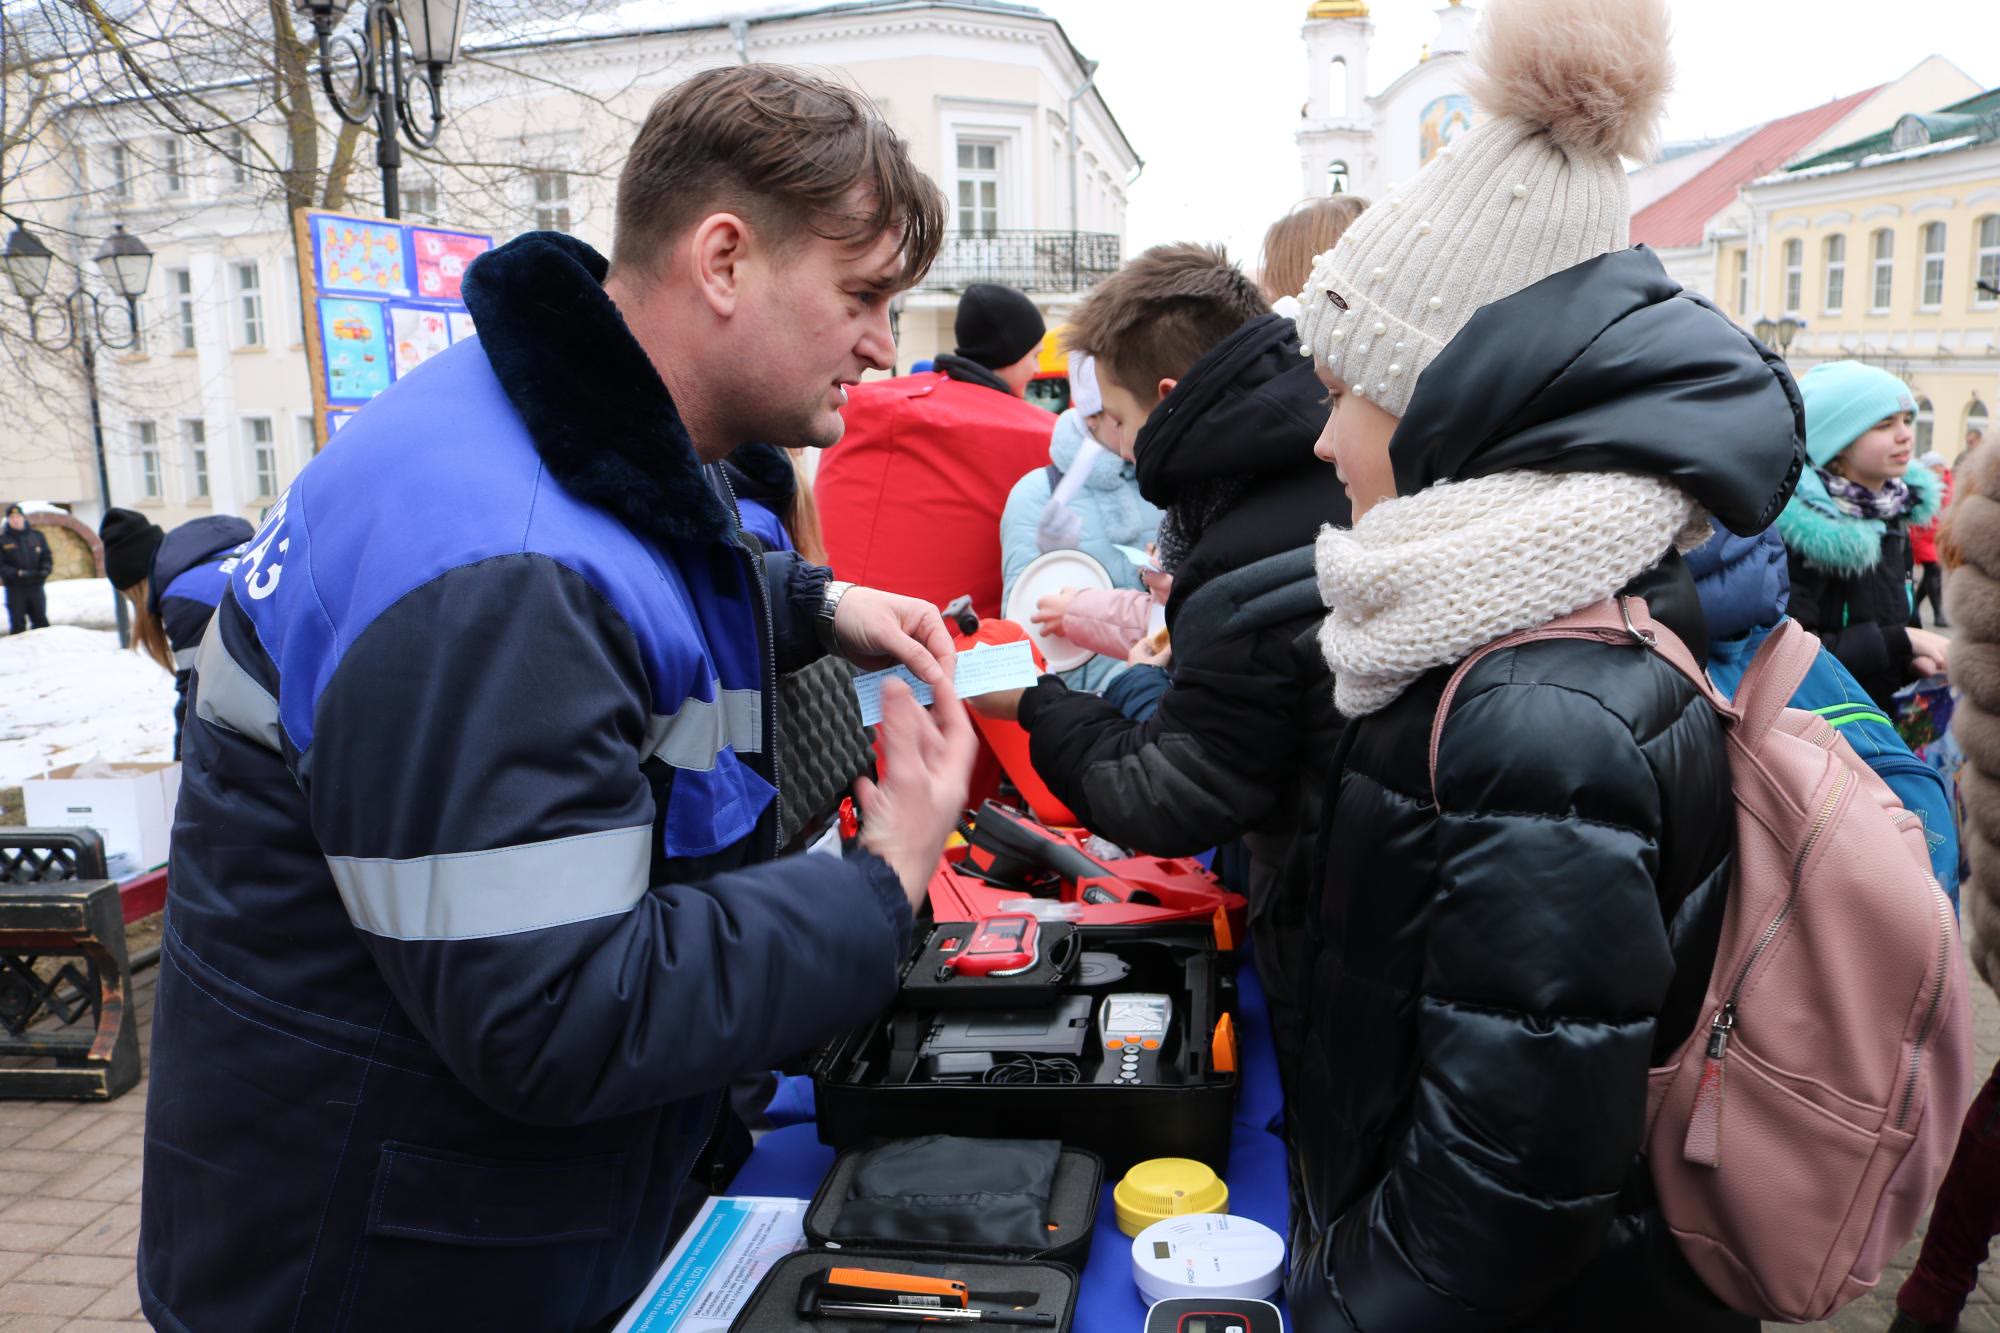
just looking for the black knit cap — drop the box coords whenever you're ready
[953,283,1045,370]
[100,507,165,591]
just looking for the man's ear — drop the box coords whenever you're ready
[690,213,750,318]
[1155,377,1177,405]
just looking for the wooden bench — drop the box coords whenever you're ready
[0,830,141,1100]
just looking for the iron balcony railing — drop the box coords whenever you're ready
[915,230,1121,293]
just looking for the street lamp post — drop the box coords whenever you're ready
[293,0,468,219]
[3,222,156,647]
[1753,314,1803,358]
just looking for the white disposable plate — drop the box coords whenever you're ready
[1004,548,1114,674]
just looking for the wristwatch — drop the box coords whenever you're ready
[816,579,856,653]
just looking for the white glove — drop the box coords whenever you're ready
[1036,497,1083,553]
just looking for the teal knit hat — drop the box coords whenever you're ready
[1800,360,1917,468]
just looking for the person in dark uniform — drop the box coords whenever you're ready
[99,508,254,758]
[1,503,54,633]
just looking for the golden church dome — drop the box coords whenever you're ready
[1307,1,1369,18]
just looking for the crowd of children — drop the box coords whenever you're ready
[790,0,1999,1327]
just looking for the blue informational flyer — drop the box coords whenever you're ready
[612,1196,808,1333]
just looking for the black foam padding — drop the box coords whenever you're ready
[900,922,1078,1009]
[729,1251,1076,1332]
[805,1145,1100,1268]
[775,656,874,849]
[1073,952,1130,989]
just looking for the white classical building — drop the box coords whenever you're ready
[3,0,1138,534]
[1295,0,1484,202]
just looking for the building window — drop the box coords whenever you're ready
[1976,216,2000,308]
[1822,234,1845,314]
[1783,238,1802,314]
[1327,159,1350,196]
[1328,55,1349,116]
[235,261,263,346]
[228,129,251,185]
[162,137,184,195]
[295,414,318,464]
[108,141,132,200]
[167,268,195,350]
[531,169,571,232]
[1871,229,1894,311]
[1921,222,1946,309]
[401,175,440,223]
[184,420,209,499]
[1915,396,1935,455]
[1735,249,1750,317]
[955,141,1000,238]
[1967,397,1989,455]
[246,417,277,498]
[135,422,160,500]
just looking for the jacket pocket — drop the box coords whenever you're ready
[338,1142,624,1330]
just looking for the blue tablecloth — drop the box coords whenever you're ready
[730,960,1292,1330]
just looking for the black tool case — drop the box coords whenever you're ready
[726,1144,1101,1332]
[812,924,1238,1174]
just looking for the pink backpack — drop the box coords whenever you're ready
[1429,596,1975,1323]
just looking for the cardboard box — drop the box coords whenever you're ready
[22,761,181,878]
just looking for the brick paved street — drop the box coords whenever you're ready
[0,952,1994,1330]
[0,965,151,1331]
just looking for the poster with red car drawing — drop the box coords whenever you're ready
[412,228,490,301]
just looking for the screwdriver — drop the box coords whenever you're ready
[811,1300,1056,1326]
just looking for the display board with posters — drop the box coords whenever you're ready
[295,208,493,450]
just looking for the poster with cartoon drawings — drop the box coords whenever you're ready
[412,228,490,301]
[314,215,410,297]
[319,299,392,403]
[390,303,453,378]
[448,311,477,344]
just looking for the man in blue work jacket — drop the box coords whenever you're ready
[138,64,975,1331]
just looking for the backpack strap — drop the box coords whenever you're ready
[1728,619,1823,748]
[1427,596,1737,806]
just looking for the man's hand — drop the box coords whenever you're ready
[834,587,956,689]
[1030,587,1078,640]
[856,677,979,907]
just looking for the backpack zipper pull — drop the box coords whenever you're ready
[1685,1003,1734,1168]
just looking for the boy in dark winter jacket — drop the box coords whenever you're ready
[1287,0,1803,1327]
[974,241,1350,1090]
[1777,360,1948,708]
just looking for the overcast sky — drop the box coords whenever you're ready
[1034,0,1994,265]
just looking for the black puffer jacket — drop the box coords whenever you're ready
[1017,314,1349,1081]
[1288,248,1803,1332]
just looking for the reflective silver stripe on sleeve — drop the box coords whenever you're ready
[326,824,652,941]
[173,646,198,671]
[644,687,763,769]
[191,617,284,753]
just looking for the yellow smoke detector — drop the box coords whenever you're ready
[1114,1157,1229,1237]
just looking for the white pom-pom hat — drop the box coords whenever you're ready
[1296,0,1674,418]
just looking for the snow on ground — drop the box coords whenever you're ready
[1,599,177,784]
[43,577,122,631]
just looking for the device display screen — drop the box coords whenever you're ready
[977,920,1027,945]
[1107,996,1170,1033]
[1177,1319,1245,1333]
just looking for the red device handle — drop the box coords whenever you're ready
[946,912,1039,976]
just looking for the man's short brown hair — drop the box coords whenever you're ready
[1064,244,1271,400]
[613,65,945,287]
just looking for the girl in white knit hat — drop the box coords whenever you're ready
[1283,0,1806,1328]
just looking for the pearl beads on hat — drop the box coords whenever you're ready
[1512,184,1528,199]
[1428,296,1443,311]
[1371,266,1385,282]
[1330,328,1345,342]
[1417,221,1432,235]
[1376,382,1388,395]
[1372,321,1386,336]
[1388,363,1402,376]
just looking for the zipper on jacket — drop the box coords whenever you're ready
[1685,767,1852,1166]
[712,465,784,857]
[1896,883,1953,1130]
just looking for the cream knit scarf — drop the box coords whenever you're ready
[1316,470,1712,717]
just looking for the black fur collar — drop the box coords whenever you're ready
[461,231,733,546]
[935,353,1013,397]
